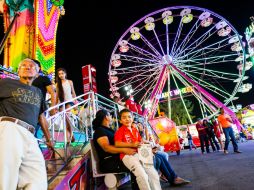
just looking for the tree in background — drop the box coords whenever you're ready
[159,99,195,126]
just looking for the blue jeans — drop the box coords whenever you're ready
[154,153,177,185]
[188,139,196,150]
[223,127,238,151]
[156,150,168,161]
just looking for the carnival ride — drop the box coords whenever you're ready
[0,0,64,79]
[108,6,252,124]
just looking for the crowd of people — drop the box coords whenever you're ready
[195,107,242,154]
[0,58,247,189]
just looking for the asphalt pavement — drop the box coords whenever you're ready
[119,140,254,190]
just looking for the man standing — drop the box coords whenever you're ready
[0,58,53,190]
[196,118,210,154]
[32,59,56,115]
[125,95,138,113]
[217,107,241,154]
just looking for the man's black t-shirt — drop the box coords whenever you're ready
[93,125,129,173]
[32,75,52,100]
[0,78,45,127]
[93,125,117,160]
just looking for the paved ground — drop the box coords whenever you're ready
[119,140,254,190]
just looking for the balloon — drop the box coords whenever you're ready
[156,122,164,131]
[159,132,170,146]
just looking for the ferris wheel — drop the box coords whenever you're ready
[108,6,250,122]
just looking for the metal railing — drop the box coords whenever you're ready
[39,91,150,184]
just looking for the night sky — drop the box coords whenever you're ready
[56,0,254,108]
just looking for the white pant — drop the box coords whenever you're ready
[0,121,47,190]
[122,154,161,190]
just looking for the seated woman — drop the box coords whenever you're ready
[92,109,139,189]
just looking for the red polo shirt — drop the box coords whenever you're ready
[136,103,143,115]
[125,98,138,113]
[114,125,142,159]
[196,123,207,135]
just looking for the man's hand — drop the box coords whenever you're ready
[132,142,141,148]
[49,108,58,116]
[46,140,54,150]
[123,148,136,155]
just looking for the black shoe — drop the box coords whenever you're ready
[234,150,242,153]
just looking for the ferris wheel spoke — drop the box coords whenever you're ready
[152,29,166,55]
[135,76,160,100]
[166,23,170,55]
[170,18,183,55]
[114,64,160,75]
[128,42,161,61]
[173,19,201,56]
[192,90,216,114]
[177,35,233,60]
[173,71,229,110]
[139,79,160,104]
[177,70,231,98]
[115,68,160,87]
[176,53,239,66]
[179,65,239,78]
[140,34,162,57]
[183,70,235,82]
[175,73,218,112]
[175,26,217,58]
[169,67,193,123]
[181,41,230,61]
[172,71,223,110]
[120,54,159,65]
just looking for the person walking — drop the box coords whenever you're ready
[0,58,53,190]
[217,107,242,154]
[187,131,197,150]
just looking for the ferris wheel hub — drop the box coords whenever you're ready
[161,55,173,65]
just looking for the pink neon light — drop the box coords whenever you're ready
[38,0,59,41]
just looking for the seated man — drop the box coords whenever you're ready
[92,109,138,189]
[114,109,162,190]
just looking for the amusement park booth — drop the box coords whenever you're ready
[177,124,200,148]
[237,104,254,139]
